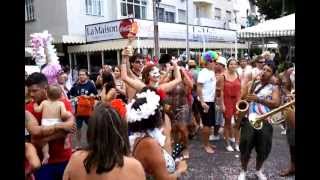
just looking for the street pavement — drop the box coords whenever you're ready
[72,124,294,180]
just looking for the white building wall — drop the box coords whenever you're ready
[66,0,114,36]
[25,0,68,42]
[26,0,249,42]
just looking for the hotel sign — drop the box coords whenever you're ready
[85,19,236,43]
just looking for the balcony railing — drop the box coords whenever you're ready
[194,17,241,30]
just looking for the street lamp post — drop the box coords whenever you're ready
[186,0,189,62]
[153,0,160,58]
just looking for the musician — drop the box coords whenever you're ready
[237,61,280,180]
[279,65,295,177]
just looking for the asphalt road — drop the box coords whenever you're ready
[72,124,294,180]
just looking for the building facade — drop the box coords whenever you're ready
[25,0,250,72]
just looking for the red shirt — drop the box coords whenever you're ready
[25,98,73,164]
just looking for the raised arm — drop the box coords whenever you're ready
[181,69,193,89]
[33,101,45,113]
[121,50,146,91]
[158,61,182,93]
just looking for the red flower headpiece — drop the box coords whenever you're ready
[110,99,127,120]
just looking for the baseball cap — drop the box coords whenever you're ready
[216,56,227,67]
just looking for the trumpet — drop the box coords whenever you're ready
[249,100,295,130]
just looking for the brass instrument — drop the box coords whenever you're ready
[235,79,257,121]
[249,100,295,130]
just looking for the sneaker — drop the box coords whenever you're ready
[255,170,267,180]
[235,144,240,152]
[209,134,214,141]
[226,145,234,152]
[229,137,236,143]
[238,171,246,180]
[212,135,220,141]
[218,127,224,134]
[281,130,286,135]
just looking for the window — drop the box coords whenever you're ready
[158,8,175,23]
[178,9,186,24]
[86,0,103,16]
[226,11,232,22]
[158,8,165,22]
[121,0,147,19]
[165,11,175,23]
[214,8,221,20]
[25,0,35,22]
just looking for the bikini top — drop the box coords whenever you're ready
[130,128,176,176]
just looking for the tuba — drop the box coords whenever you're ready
[249,100,295,130]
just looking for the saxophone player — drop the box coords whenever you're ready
[237,61,281,180]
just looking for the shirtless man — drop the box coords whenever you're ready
[237,57,253,89]
[125,53,145,102]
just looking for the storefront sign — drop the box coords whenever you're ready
[85,19,236,43]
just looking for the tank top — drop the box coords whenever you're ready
[249,82,276,122]
[223,74,241,99]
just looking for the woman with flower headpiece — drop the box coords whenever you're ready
[127,87,188,180]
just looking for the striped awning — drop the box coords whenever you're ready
[67,39,248,53]
[238,13,295,39]
[53,35,86,44]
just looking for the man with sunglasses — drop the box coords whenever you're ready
[252,55,266,80]
[126,53,145,101]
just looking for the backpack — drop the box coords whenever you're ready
[76,96,95,117]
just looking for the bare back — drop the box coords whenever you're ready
[39,100,66,119]
[63,151,145,180]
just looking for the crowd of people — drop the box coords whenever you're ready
[25,47,295,180]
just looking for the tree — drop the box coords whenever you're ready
[253,0,295,20]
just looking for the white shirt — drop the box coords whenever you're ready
[197,68,216,102]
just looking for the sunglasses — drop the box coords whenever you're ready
[134,60,145,65]
[257,61,265,64]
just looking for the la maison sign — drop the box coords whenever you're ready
[85,19,236,43]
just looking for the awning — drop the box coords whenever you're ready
[68,39,248,53]
[53,35,86,44]
[238,13,295,39]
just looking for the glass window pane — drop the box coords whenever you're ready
[128,4,134,16]
[158,8,164,22]
[128,0,133,2]
[121,3,127,16]
[141,6,146,19]
[134,0,140,4]
[142,1,147,5]
[134,5,140,19]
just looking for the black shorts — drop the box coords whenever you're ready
[192,97,201,115]
[287,127,295,146]
[199,102,216,127]
[239,118,273,162]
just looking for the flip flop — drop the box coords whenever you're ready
[204,146,215,154]
[279,169,295,176]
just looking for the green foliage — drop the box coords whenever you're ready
[253,0,295,20]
